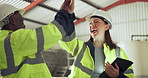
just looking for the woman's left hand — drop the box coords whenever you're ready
[105,62,119,78]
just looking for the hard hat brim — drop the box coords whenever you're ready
[18,9,25,16]
[85,13,112,29]
[85,15,93,22]
[0,9,25,28]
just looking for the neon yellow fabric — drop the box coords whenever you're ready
[0,23,62,78]
[59,37,134,78]
[103,43,134,78]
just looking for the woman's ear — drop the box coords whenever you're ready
[105,24,110,31]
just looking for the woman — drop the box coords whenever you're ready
[59,9,134,78]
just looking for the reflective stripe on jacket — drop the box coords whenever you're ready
[59,38,134,78]
[0,9,75,78]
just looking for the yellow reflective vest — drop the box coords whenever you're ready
[0,9,75,78]
[59,38,134,78]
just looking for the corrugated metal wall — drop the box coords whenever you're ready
[108,2,148,42]
[108,2,148,77]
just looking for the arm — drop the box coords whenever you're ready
[58,0,85,57]
[43,0,76,50]
[11,0,75,56]
[58,0,79,56]
[59,37,85,57]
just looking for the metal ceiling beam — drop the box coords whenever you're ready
[81,0,101,9]
[23,0,47,25]
[24,0,45,11]
[38,3,80,20]
[23,17,47,25]
[38,3,58,12]
[24,0,79,24]
[75,0,148,25]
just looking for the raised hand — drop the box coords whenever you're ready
[60,0,74,14]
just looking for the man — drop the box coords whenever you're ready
[0,0,75,78]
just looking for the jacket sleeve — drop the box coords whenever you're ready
[58,10,86,57]
[119,48,135,78]
[11,9,75,56]
[59,37,85,57]
[58,9,84,57]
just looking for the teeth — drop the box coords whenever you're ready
[91,29,97,31]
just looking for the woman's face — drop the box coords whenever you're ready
[89,17,109,38]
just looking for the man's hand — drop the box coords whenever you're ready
[105,62,119,78]
[60,0,74,14]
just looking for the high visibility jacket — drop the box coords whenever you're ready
[0,9,75,78]
[59,38,134,78]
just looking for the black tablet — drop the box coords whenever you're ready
[111,58,133,72]
[99,58,133,78]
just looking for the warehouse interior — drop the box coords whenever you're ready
[0,0,148,78]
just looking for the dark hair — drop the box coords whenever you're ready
[105,30,117,50]
[89,16,116,50]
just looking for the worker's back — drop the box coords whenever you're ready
[0,29,52,78]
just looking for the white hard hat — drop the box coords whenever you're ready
[86,9,112,29]
[0,4,25,28]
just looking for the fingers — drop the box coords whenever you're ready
[105,62,115,71]
[105,62,112,75]
[70,0,74,7]
[60,0,75,14]
[60,0,70,10]
[115,63,119,70]
[70,0,74,4]
[69,0,74,14]
[105,62,120,78]
[64,0,70,3]
[63,0,71,6]
[105,62,116,74]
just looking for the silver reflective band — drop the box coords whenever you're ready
[124,69,134,74]
[73,39,79,57]
[52,20,76,42]
[36,27,44,51]
[62,31,76,42]
[1,27,44,76]
[74,43,93,75]
[51,20,66,39]
[115,47,120,58]
[24,27,44,64]
[75,62,93,75]
[1,32,16,76]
